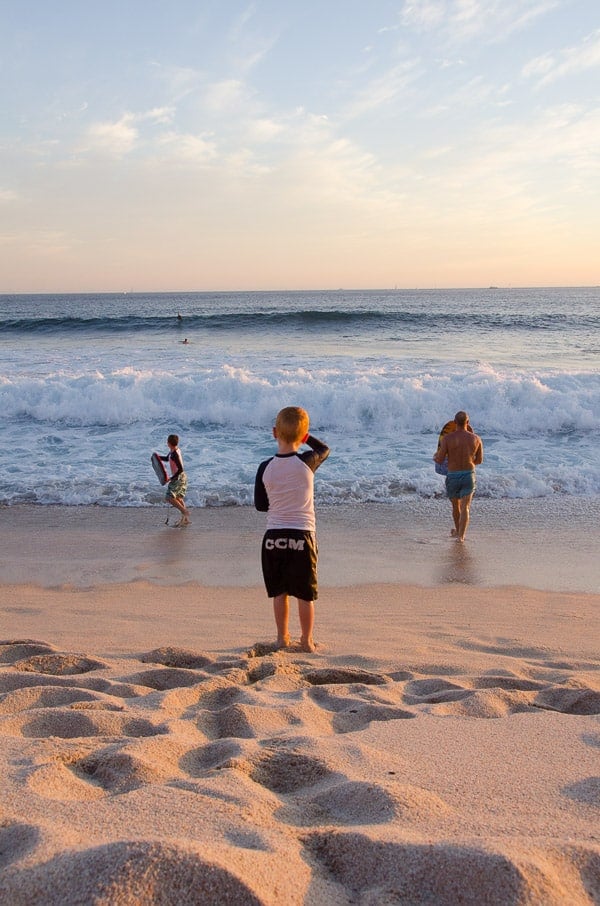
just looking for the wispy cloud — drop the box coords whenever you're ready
[343,60,422,119]
[77,108,174,157]
[523,29,600,86]
[400,0,557,44]
[203,79,249,113]
[157,130,217,163]
[227,2,280,73]
[150,63,204,102]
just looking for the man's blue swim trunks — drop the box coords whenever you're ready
[445,469,476,499]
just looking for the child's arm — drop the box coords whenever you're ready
[300,435,330,473]
[254,459,271,511]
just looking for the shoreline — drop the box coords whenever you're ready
[0,498,598,593]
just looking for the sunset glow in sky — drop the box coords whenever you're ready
[1,1,599,291]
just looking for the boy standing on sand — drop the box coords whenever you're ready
[159,434,191,527]
[254,407,330,652]
[434,411,483,542]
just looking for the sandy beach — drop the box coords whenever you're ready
[1,502,599,904]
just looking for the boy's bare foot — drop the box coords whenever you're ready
[450,528,458,537]
[275,635,291,649]
[300,636,317,653]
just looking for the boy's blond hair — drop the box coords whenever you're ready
[275,406,309,444]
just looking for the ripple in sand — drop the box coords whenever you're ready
[0,840,264,906]
[12,653,107,676]
[304,832,595,906]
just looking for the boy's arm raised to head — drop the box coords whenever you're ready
[254,459,270,511]
[301,435,330,473]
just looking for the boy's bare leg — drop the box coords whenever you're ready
[273,594,291,648]
[298,599,316,652]
[169,497,191,525]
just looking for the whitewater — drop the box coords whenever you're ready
[1,287,598,507]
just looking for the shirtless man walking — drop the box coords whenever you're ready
[434,411,483,542]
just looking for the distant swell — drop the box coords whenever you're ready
[2,309,597,336]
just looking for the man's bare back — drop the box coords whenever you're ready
[437,428,483,472]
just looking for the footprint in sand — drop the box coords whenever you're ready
[139,647,214,670]
[0,840,264,906]
[331,702,416,734]
[303,831,599,905]
[303,667,388,686]
[72,746,176,795]
[534,686,600,715]
[562,776,600,808]
[12,653,108,676]
[0,821,40,870]
[403,678,472,704]
[0,685,124,716]
[0,640,57,664]
[0,708,169,740]
[250,746,337,794]
[181,738,246,776]
[294,780,452,827]
[126,667,207,691]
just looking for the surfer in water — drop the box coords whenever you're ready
[158,434,191,527]
[433,411,483,542]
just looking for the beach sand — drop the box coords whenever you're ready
[0,503,598,904]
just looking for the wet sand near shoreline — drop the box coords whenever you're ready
[0,497,598,592]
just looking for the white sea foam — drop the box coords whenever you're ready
[2,358,599,506]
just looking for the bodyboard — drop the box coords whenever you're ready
[434,420,457,475]
[151,452,168,486]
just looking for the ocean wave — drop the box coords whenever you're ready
[2,307,598,336]
[2,363,598,436]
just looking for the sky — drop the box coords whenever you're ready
[1,0,599,292]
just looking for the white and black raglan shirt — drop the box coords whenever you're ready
[254,435,330,532]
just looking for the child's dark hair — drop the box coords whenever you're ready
[167,434,179,446]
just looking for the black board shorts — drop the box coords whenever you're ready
[261,529,318,601]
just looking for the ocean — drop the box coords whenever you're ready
[1,287,599,509]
